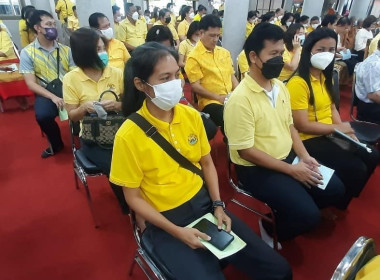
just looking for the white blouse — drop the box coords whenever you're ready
[355,28,373,51]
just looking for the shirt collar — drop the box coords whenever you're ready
[244,74,281,106]
[34,38,59,51]
[197,40,215,54]
[78,66,112,82]
[139,100,181,131]
[310,73,326,84]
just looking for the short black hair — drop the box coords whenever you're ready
[70,28,108,70]
[362,15,377,28]
[21,5,35,20]
[28,10,54,34]
[89,12,107,29]
[159,8,170,19]
[181,5,192,21]
[310,16,319,22]
[244,22,284,65]
[199,14,222,31]
[125,3,134,13]
[281,12,294,26]
[136,6,142,12]
[187,21,200,39]
[299,15,309,23]
[275,8,282,13]
[337,16,351,26]
[248,11,255,20]
[198,4,207,13]
[167,2,173,9]
[321,14,337,27]
[112,5,120,15]
[218,10,224,17]
[261,12,275,23]
[146,25,174,47]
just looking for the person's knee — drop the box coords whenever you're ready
[298,205,321,232]
[35,108,56,124]
[276,257,293,280]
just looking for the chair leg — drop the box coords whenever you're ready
[82,178,100,228]
[129,255,137,276]
[73,166,80,190]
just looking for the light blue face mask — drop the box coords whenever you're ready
[98,51,109,68]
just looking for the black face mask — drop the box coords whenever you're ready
[165,17,171,24]
[258,55,284,79]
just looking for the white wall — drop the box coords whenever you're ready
[349,0,372,20]
[76,0,113,28]
[301,0,324,17]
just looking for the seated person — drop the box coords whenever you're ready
[19,5,36,49]
[178,21,200,68]
[298,15,309,30]
[286,28,379,209]
[193,4,207,22]
[321,14,338,30]
[278,23,303,82]
[0,24,32,109]
[89,12,131,72]
[355,39,380,124]
[177,5,194,41]
[246,11,257,39]
[280,12,294,32]
[185,15,239,131]
[354,16,377,62]
[110,41,292,280]
[307,16,320,33]
[146,25,217,141]
[63,28,129,214]
[224,23,345,245]
[67,5,79,32]
[154,8,180,48]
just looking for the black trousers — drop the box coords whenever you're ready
[357,100,380,125]
[80,139,129,214]
[202,103,224,134]
[34,95,63,151]
[143,187,292,280]
[303,136,379,209]
[236,152,345,241]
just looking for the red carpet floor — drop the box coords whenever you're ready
[0,86,379,280]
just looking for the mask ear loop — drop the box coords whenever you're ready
[141,79,155,100]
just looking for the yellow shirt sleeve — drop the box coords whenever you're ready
[286,76,309,110]
[185,56,203,83]
[283,48,292,63]
[0,30,15,57]
[63,73,81,105]
[238,51,249,76]
[178,40,187,56]
[170,25,179,41]
[123,45,131,63]
[117,22,127,42]
[178,21,186,37]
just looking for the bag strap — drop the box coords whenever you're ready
[128,113,204,179]
[99,90,119,102]
[34,47,60,84]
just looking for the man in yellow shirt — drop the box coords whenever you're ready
[193,5,207,22]
[166,2,177,28]
[274,8,284,26]
[89,12,130,72]
[67,5,79,32]
[368,32,380,56]
[185,15,238,131]
[112,5,122,39]
[307,16,320,33]
[55,0,74,45]
[154,9,180,48]
[224,23,344,245]
[117,3,147,52]
[246,11,257,38]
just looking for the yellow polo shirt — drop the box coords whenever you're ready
[55,0,74,23]
[355,255,380,280]
[67,15,79,31]
[110,101,210,212]
[237,50,249,79]
[224,74,294,166]
[113,22,120,40]
[154,21,179,41]
[108,39,131,72]
[178,19,191,39]
[178,39,195,64]
[63,66,123,106]
[246,22,254,38]
[193,13,202,22]
[287,74,333,140]
[369,32,380,56]
[19,19,35,48]
[117,18,147,48]
[185,41,234,110]
[307,26,315,33]
[169,14,177,28]
[278,46,301,82]
[0,30,17,60]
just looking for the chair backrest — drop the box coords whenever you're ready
[331,236,377,280]
[350,72,360,121]
[332,68,340,111]
[364,38,372,60]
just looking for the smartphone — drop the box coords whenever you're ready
[192,218,234,251]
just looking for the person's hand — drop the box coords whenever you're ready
[293,34,301,50]
[335,122,355,135]
[51,95,65,110]
[0,51,7,57]
[300,155,320,170]
[100,100,121,112]
[347,132,359,142]
[217,95,226,104]
[289,161,323,188]
[214,207,232,232]
[175,227,210,249]
[81,101,96,114]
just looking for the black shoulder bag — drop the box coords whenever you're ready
[128,113,204,179]
[35,47,63,98]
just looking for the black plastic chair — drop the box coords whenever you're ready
[331,236,377,280]
[350,73,380,147]
[129,211,175,280]
[69,121,104,228]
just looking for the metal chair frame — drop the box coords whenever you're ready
[69,121,104,228]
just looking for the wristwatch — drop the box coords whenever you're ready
[212,200,226,212]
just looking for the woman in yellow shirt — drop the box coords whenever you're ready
[278,23,304,81]
[178,21,199,68]
[63,28,128,214]
[19,5,36,48]
[245,11,257,39]
[287,28,379,209]
[110,42,291,280]
[177,5,194,41]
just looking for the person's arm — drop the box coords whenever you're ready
[368,91,380,103]
[66,103,95,122]
[123,41,136,51]
[0,32,14,57]
[178,54,185,68]
[231,74,239,90]
[123,187,210,249]
[191,80,225,104]
[179,35,186,41]
[283,47,301,71]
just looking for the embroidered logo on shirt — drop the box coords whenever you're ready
[188,134,198,145]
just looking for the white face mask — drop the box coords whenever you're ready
[146,79,183,111]
[100,27,114,40]
[132,11,139,21]
[189,12,195,19]
[312,23,319,29]
[278,15,283,20]
[145,16,150,22]
[286,21,292,27]
[115,16,121,23]
[310,52,335,70]
[303,24,309,29]
[270,20,275,24]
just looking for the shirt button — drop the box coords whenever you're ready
[172,134,175,137]
[174,141,178,144]
[177,148,181,152]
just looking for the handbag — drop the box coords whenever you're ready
[81,90,126,149]
[35,48,63,98]
[128,112,204,178]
